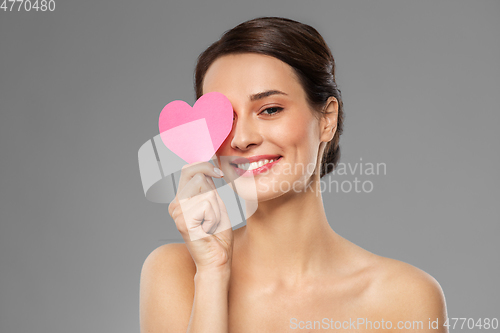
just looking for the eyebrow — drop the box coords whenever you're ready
[249,90,288,101]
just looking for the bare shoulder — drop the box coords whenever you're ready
[140,243,196,333]
[371,256,447,309]
[142,242,195,272]
[366,255,448,331]
[336,236,448,331]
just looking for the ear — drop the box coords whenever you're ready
[320,96,339,143]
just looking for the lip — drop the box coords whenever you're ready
[231,154,282,164]
[230,155,283,177]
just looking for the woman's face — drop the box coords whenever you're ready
[203,53,335,201]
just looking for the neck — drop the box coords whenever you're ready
[238,174,339,285]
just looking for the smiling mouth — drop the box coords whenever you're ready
[230,156,282,171]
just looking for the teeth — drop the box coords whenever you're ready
[236,158,277,171]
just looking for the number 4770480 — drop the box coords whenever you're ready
[1,0,55,12]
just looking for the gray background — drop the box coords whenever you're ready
[1,0,499,332]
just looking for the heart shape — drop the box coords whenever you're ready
[158,92,233,164]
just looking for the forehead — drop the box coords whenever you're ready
[202,53,305,99]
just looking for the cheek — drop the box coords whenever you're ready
[279,110,310,139]
[216,131,234,155]
[272,112,319,158]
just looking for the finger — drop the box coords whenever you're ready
[205,174,217,191]
[168,200,176,217]
[177,172,214,201]
[213,192,233,235]
[178,190,221,234]
[178,162,224,195]
[177,167,221,199]
[186,199,218,241]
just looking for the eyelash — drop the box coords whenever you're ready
[259,107,284,117]
[232,107,284,120]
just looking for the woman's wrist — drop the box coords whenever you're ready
[189,266,231,333]
[194,266,231,285]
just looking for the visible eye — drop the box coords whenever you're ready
[260,107,284,116]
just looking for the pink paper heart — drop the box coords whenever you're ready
[158,92,233,164]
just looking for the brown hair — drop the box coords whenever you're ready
[195,17,344,178]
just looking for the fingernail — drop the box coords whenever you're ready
[213,168,224,177]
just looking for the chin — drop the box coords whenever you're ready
[253,174,310,201]
[256,190,288,203]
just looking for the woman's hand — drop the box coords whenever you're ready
[168,162,234,274]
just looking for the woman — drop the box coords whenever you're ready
[140,17,448,332]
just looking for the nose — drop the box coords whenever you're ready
[230,114,262,151]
